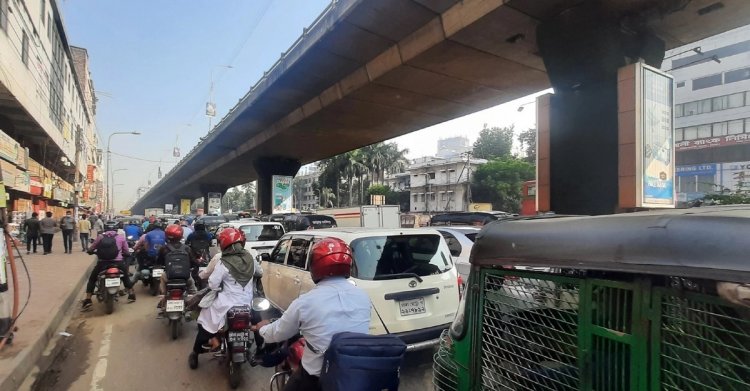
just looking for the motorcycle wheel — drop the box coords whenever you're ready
[272,365,288,391]
[170,319,180,340]
[228,362,241,389]
[105,293,114,315]
[150,280,158,296]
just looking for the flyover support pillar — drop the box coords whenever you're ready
[536,5,664,215]
[253,157,301,215]
[200,185,228,215]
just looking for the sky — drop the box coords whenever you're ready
[60,1,548,211]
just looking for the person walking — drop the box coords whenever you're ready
[93,215,104,237]
[40,212,58,255]
[78,214,92,251]
[22,212,41,254]
[60,211,75,254]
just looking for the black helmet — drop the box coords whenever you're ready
[194,222,206,231]
[103,221,118,232]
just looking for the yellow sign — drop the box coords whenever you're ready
[0,181,6,208]
[120,210,132,216]
[180,199,191,215]
[470,203,492,211]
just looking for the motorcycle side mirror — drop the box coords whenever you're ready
[257,253,270,263]
[252,297,271,312]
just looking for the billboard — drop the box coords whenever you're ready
[165,204,174,213]
[180,199,191,215]
[207,192,222,215]
[639,64,674,207]
[272,175,293,213]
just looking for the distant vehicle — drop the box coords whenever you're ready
[430,212,510,226]
[144,208,164,218]
[281,214,337,232]
[215,221,285,258]
[435,227,481,283]
[196,215,228,232]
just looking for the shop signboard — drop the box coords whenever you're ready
[29,176,43,196]
[0,129,20,165]
[180,199,191,215]
[271,175,293,213]
[87,165,95,182]
[165,203,174,213]
[207,192,222,215]
[14,171,29,193]
[676,164,716,177]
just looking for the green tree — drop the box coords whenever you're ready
[472,125,514,160]
[517,128,537,163]
[470,158,535,213]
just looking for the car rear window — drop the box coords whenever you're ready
[464,233,478,242]
[350,234,452,280]
[240,224,284,241]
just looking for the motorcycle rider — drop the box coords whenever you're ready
[185,222,213,260]
[188,227,255,369]
[81,221,135,310]
[252,237,371,390]
[133,221,165,281]
[124,219,143,242]
[157,224,198,312]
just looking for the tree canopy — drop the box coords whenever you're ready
[472,125,514,160]
[470,158,535,213]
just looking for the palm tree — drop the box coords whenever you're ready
[343,151,367,206]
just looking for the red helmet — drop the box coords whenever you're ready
[165,224,183,241]
[310,237,352,283]
[218,227,245,251]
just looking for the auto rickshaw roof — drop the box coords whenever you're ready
[471,205,750,283]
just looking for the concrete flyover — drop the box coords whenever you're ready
[130,0,750,215]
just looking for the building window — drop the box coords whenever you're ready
[428,172,436,180]
[21,30,29,66]
[728,92,745,108]
[724,67,750,84]
[712,95,729,111]
[692,74,722,90]
[728,119,744,135]
[683,126,698,140]
[713,122,728,137]
[675,128,683,142]
[675,104,683,118]
[697,124,711,139]
[698,98,711,114]
[676,81,685,88]
[683,101,698,116]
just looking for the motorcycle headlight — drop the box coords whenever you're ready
[252,297,271,312]
[127,235,133,240]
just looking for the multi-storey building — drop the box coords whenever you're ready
[399,155,486,213]
[667,25,750,202]
[0,0,100,226]
[294,164,320,211]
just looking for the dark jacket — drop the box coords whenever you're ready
[23,217,41,237]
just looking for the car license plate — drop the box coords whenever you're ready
[228,331,249,342]
[152,269,163,278]
[399,297,426,316]
[105,278,120,288]
[166,300,184,312]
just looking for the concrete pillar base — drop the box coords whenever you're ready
[253,157,301,215]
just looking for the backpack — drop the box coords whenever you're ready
[164,243,192,280]
[189,233,211,252]
[319,332,406,391]
[97,235,119,261]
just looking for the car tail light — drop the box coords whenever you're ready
[457,275,464,300]
[169,289,183,300]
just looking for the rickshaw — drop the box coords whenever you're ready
[434,206,750,390]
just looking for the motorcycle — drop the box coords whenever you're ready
[95,264,123,315]
[149,265,165,296]
[164,279,187,339]
[265,335,306,391]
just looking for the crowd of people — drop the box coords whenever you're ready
[21,212,105,255]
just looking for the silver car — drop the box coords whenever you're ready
[436,227,481,283]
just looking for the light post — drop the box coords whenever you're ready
[207,65,234,132]
[517,101,535,112]
[107,131,140,215]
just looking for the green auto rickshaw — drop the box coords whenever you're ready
[434,206,750,390]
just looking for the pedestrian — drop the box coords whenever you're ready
[93,215,104,237]
[78,214,92,251]
[60,210,75,254]
[40,211,58,255]
[22,212,41,254]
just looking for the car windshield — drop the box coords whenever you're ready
[240,224,284,241]
[350,234,452,280]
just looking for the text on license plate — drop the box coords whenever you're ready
[399,297,426,316]
[152,269,164,278]
[105,278,120,288]
[166,300,184,312]
[228,331,249,342]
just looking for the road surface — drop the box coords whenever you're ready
[25,281,436,391]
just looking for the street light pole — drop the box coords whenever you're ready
[207,65,233,132]
[107,131,140,216]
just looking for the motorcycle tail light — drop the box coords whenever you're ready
[169,289,183,300]
[230,317,249,330]
[105,267,120,277]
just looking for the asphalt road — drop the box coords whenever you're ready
[25,279,436,391]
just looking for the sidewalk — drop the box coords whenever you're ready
[0,234,95,390]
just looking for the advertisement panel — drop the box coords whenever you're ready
[271,175,293,213]
[676,164,716,177]
[207,192,222,215]
[180,199,191,215]
[165,204,174,213]
[639,64,675,208]
[0,129,20,165]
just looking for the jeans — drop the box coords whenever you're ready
[86,261,133,294]
[284,367,321,391]
[80,233,90,250]
[42,233,54,253]
[26,235,38,253]
[62,229,74,252]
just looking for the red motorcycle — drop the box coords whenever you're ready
[262,335,306,391]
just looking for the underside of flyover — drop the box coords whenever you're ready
[131,0,750,215]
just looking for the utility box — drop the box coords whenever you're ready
[361,205,400,228]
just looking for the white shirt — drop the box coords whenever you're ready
[197,261,254,334]
[199,252,263,280]
[259,277,371,376]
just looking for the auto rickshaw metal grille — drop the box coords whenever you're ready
[433,329,459,391]
[479,270,581,390]
[656,288,750,391]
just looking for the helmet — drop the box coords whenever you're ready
[194,222,206,231]
[165,224,183,241]
[103,221,118,232]
[310,237,352,283]
[150,220,163,229]
[218,227,245,251]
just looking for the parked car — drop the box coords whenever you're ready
[281,214,337,232]
[259,227,460,351]
[433,206,750,390]
[215,221,285,258]
[435,227,481,283]
[430,212,509,227]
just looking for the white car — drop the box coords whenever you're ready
[214,221,285,258]
[259,228,461,351]
[436,227,481,283]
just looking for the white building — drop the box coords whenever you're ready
[666,25,750,201]
[295,163,320,211]
[436,136,471,159]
